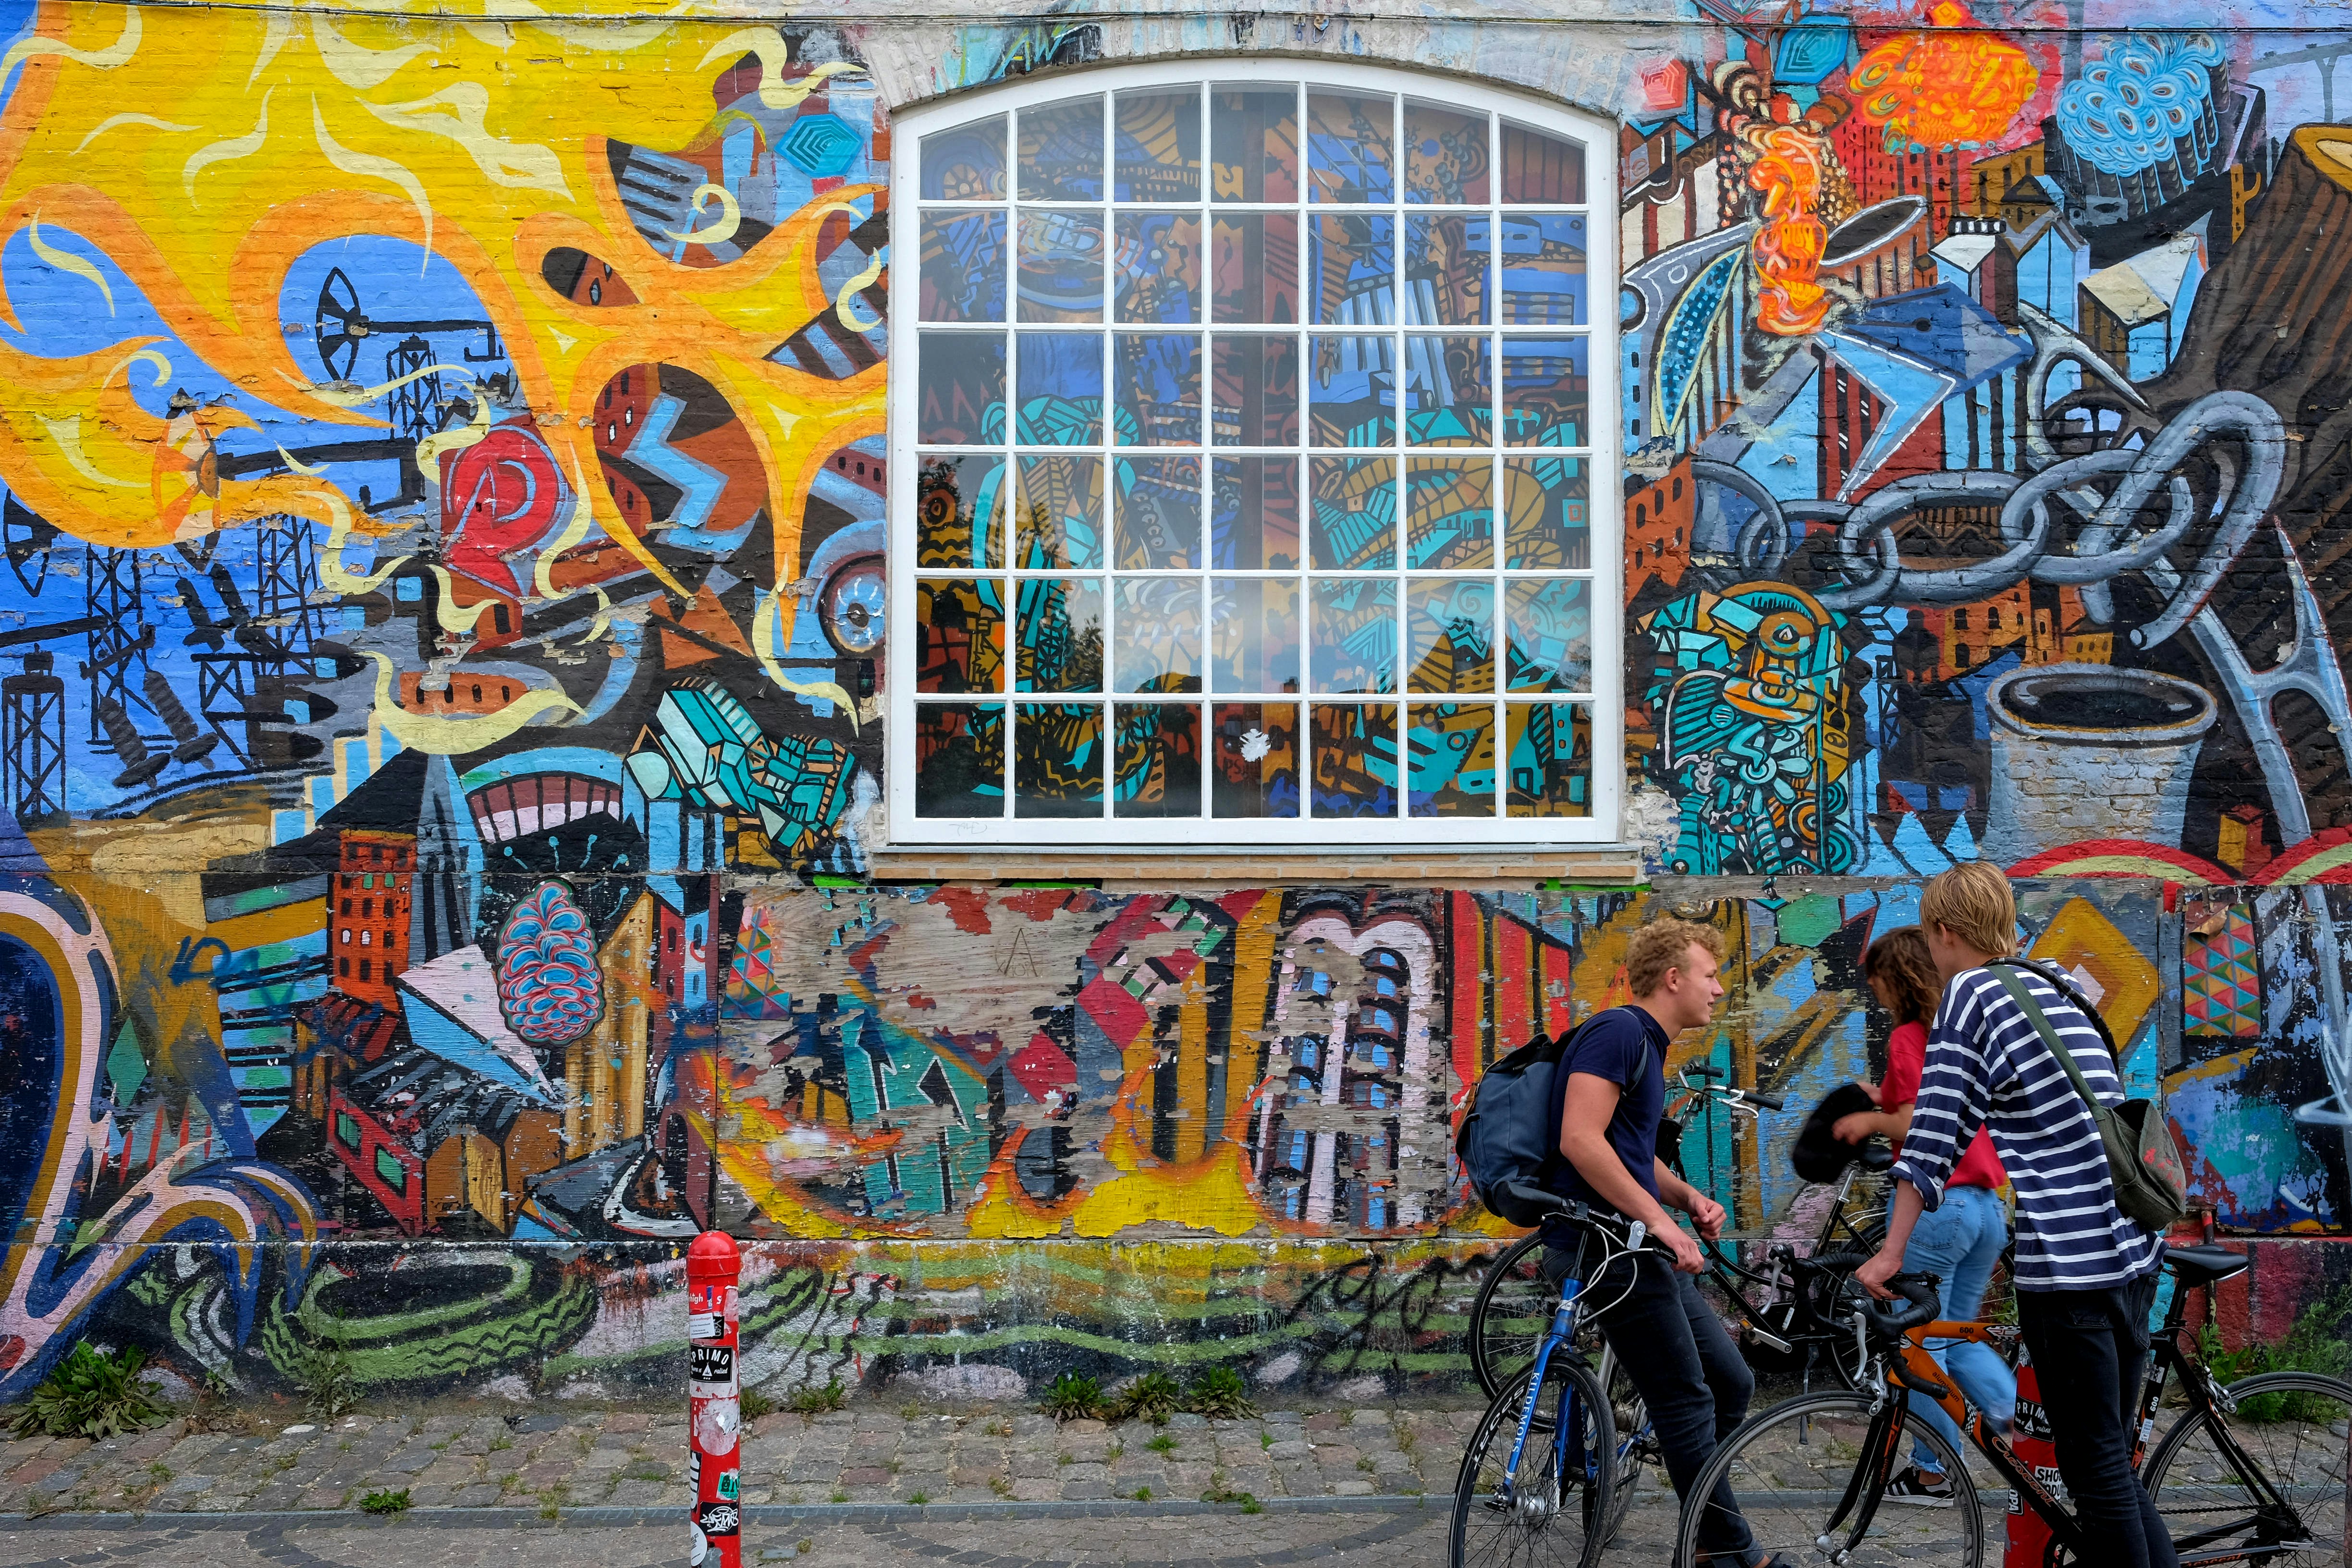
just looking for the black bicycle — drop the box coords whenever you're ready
[1468,1064,1892,1403]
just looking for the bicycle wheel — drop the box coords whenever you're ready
[1672,1391,1984,1568]
[1451,1358,1618,1568]
[2142,1371,2352,1566]
[1469,1231,1552,1402]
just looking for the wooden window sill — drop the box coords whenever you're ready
[861,847,1646,886]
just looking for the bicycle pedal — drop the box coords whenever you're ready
[1742,1324,1793,1355]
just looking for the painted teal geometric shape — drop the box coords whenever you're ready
[780,112,862,179]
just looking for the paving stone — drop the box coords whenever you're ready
[1265,1439,1315,1460]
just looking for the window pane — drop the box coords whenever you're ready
[919,210,1007,323]
[1405,458,1493,569]
[1500,337,1588,448]
[1115,702,1203,817]
[917,579,1005,694]
[922,118,1006,201]
[1112,333,1202,447]
[917,453,1006,570]
[1212,702,1300,818]
[1310,702,1398,817]
[1210,577,1301,692]
[916,702,1005,816]
[1015,455,1103,568]
[1306,91,1394,204]
[1015,333,1103,444]
[1403,214,1489,327]
[1014,577,1104,692]
[1016,703,1104,817]
[1403,334,1491,446]
[1405,578,1495,693]
[1115,212,1202,324]
[1499,213,1588,325]
[1403,101,1490,204]
[1113,579,1202,693]
[918,332,1005,445]
[1115,454,1201,569]
[1018,97,1104,201]
[1407,702,1498,817]
[1211,455,1300,570]
[1212,337,1299,446]
[1311,214,1394,325]
[1309,335,1396,448]
[1115,88,1202,202]
[1310,578,1397,694]
[1017,210,1106,323]
[1506,701,1592,817]
[1211,86,1299,203]
[1504,578,1592,693]
[1210,214,1301,324]
[1308,456,1396,570]
[1500,121,1586,203]
[1500,455,1590,569]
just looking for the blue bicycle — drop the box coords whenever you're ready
[1449,1188,1667,1568]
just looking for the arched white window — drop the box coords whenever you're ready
[888,62,1619,845]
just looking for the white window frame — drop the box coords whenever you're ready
[885,60,1622,848]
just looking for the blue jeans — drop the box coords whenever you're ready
[1899,1183,2016,1471]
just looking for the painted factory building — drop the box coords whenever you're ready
[1,0,2347,1407]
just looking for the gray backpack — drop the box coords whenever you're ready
[1456,1015,1618,1226]
[1987,962,2189,1232]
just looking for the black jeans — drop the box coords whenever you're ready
[2015,1272,2178,1568]
[1547,1243,1756,1563]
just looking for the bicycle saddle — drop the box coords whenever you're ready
[2163,1244,2249,1288]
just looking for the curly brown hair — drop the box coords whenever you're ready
[1862,925,1941,1029]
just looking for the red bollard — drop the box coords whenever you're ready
[687,1230,744,1568]
[2004,1342,2061,1567]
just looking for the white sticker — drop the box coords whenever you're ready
[690,1523,708,1568]
[688,1311,723,1341]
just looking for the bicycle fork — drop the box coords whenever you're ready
[1816,1383,1910,1561]
[1500,1292,1590,1523]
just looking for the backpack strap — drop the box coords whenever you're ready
[1990,957,2124,1072]
[1984,964,2108,1123]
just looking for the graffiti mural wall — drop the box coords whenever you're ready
[0,0,2349,1403]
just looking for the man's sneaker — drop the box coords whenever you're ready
[1883,1466,1955,1508]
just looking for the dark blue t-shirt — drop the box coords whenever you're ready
[1545,1005,1668,1219]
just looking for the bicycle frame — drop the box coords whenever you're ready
[1499,1287,1597,1517]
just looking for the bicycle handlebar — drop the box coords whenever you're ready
[1677,1073,1784,1113]
[1497,1182,1673,1258]
[1858,1273,1942,1341]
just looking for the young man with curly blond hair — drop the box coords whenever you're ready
[1544,917,1774,1568]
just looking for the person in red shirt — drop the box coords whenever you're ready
[1835,925,2016,1507]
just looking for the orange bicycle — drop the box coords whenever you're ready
[1671,1247,2351,1566]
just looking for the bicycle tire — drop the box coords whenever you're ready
[1469,1231,1552,1403]
[2142,1370,2352,1567]
[1670,1390,1984,1568]
[1450,1358,1619,1568]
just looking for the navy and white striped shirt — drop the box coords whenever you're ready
[1892,964,2164,1293]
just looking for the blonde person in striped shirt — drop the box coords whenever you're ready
[1854,864,2171,1568]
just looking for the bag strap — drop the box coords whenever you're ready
[1984,964,2108,1123]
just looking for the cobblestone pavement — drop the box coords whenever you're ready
[0,1496,1697,1568]
[0,1405,1490,1517]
